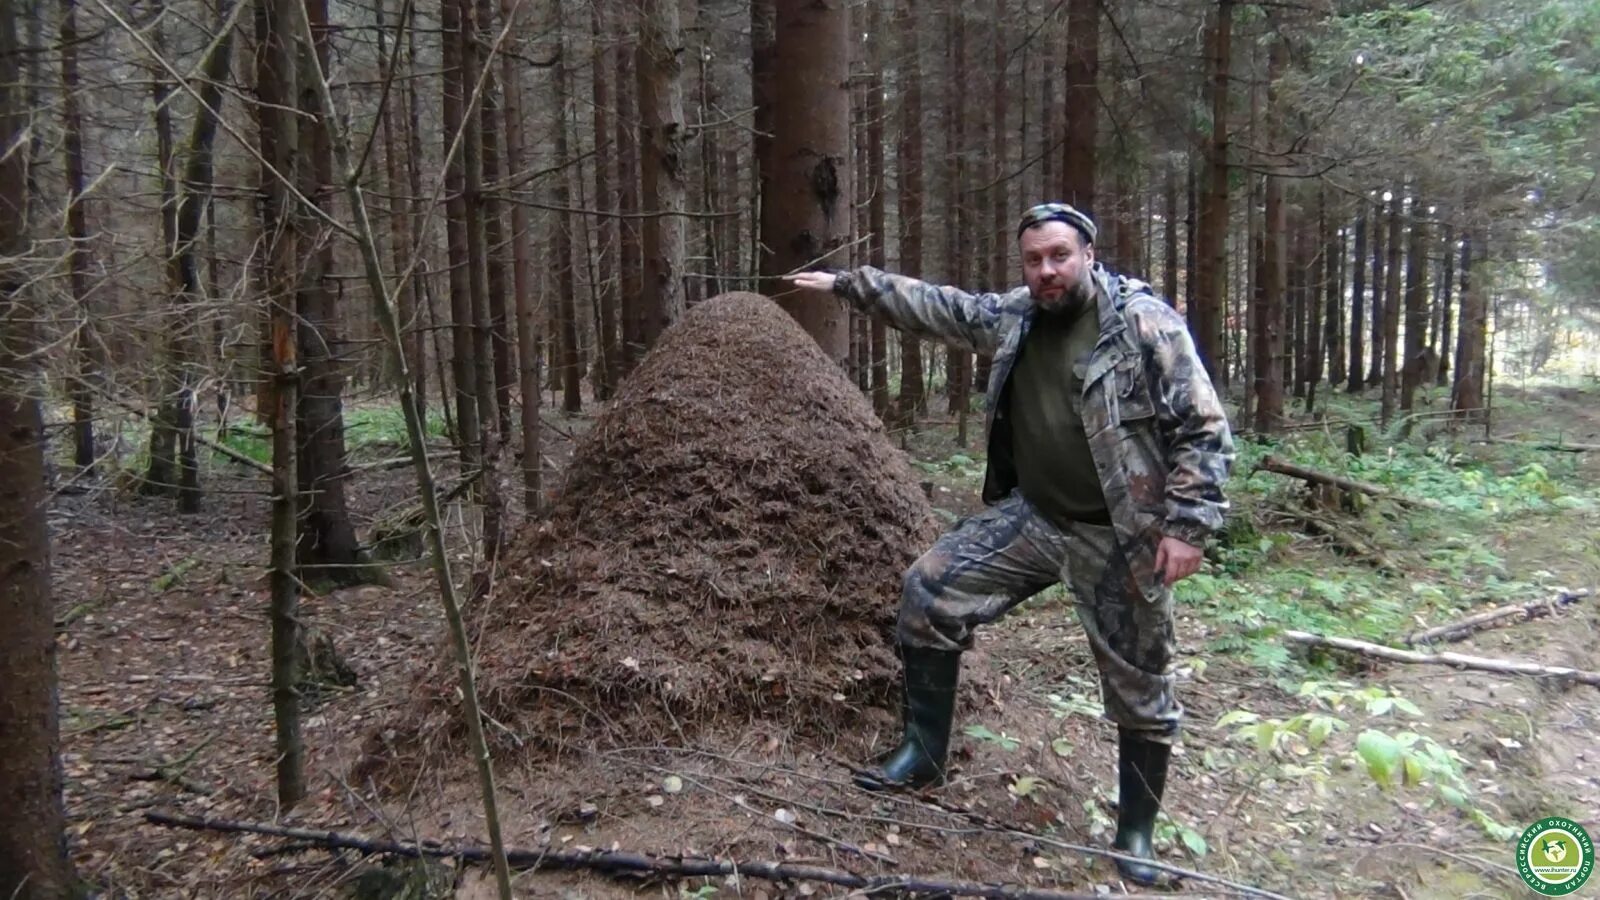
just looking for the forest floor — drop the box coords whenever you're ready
[47,374,1600,899]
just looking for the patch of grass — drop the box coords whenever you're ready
[1196,428,1600,673]
[343,406,448,450]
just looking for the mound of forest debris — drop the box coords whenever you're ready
[375,292,942,768]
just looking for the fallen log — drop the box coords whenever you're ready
[1481,436,1600,453]
[144,810,1133,899]
[1281,630,1600,686]
[1404,589,1591,646]
[1257,455,1441,509]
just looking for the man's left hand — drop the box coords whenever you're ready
[1154,536,1203,587]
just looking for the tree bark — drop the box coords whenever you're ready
[1252,35,1286,433]
[500,0,538,510]
[256,0,304,805]
[1379,187,1402,425]
[1191,0,1231,381]
[1366,196,1385,386]
[895,0,923,427]
[1435,225,1454,387]
[637,0,687,350]
[591,3,618,400]
[0,3,74,889]
[442,0,481,463]
[615,14,643,374]
[1305,189,1326,411]
[297,0,370,584]
[1451,231,1486,420]
[1162,161,1179,303]
[1400,194,1429,416]
[553,18,582,414]
[751,0,774,289]
[1061,0,1097,214]
[1346,207,1367,393]
[761,0,851,362]
[868,0,889,416]
[166,22,235,514]
[60,0,99,472]
[476,0,513,438]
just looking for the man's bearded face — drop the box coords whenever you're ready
[1020,220,1095,313]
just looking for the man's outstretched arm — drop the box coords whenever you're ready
[790,268,1013,357]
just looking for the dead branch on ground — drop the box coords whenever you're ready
[1282,630,1600,686]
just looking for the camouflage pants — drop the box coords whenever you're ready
[898,489,1181,740]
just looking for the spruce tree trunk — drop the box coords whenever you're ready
[1400,194,1429,415]
[297,0,369,583]
[637,0,687,351]
[0,2,73,886]
[1346,207,1367,393]
[1192,0,1232,379]
[1451,231,1486,420]
[60,0,99,473]
[1435,225,1454,387]
[1380,188,1403,425]
[867,0,889,416]
[760,0,851,362]
[896,0,924,427]
[1367,196,1386,386]
[1061,0,1097,213]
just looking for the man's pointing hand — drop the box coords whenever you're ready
[788,270,840,293]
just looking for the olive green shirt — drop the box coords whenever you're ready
[1006,303,1110,526]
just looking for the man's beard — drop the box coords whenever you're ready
[1038,275,1094,316]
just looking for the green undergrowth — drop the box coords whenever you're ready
[1194,426,1599,675]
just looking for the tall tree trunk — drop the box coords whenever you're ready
[502,0,538,510]
[868,0,889,416]
[1380,188,1402,425]
[1183,153,1197,319]
[442,0,480,466]
[460,0,501,444]
[591,3,618,399]
[0,2,73,888]
[403,16,429,420]
[1306,189,1327,411]
[1366,195,1385,385]
[297,0,370,583]
[553,18,582,414]
[1061,0,1097,213]
[1162,161,1178,303]
[1435,224,1454,387]
[760,0,851,361]
[751,0,774,290]
[1287,203,1304,397]
[1346,206,1367,393]
[1253,33,1286,434]
[165,24,234,514]
[60,0,98,472]
[615,15,643,374]
[1325,198,1344,388]
[256,0,304,805]
[144,17,179,495]
[1192,0,1232,381]
[378,0,414,415]
[979,0,1003,397]
[638,0,687,350]
[1451,231,1486,420]
[944,0,968,428]
[896,0,923,426]
[477,0,513,437]
[1400,194,1429,416]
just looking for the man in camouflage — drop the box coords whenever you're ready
[789,203,1233,886]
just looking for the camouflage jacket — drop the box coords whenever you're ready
[834,263,1234,592]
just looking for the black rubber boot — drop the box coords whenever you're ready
[1113,730,1171,886]
[853,644,962,792]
